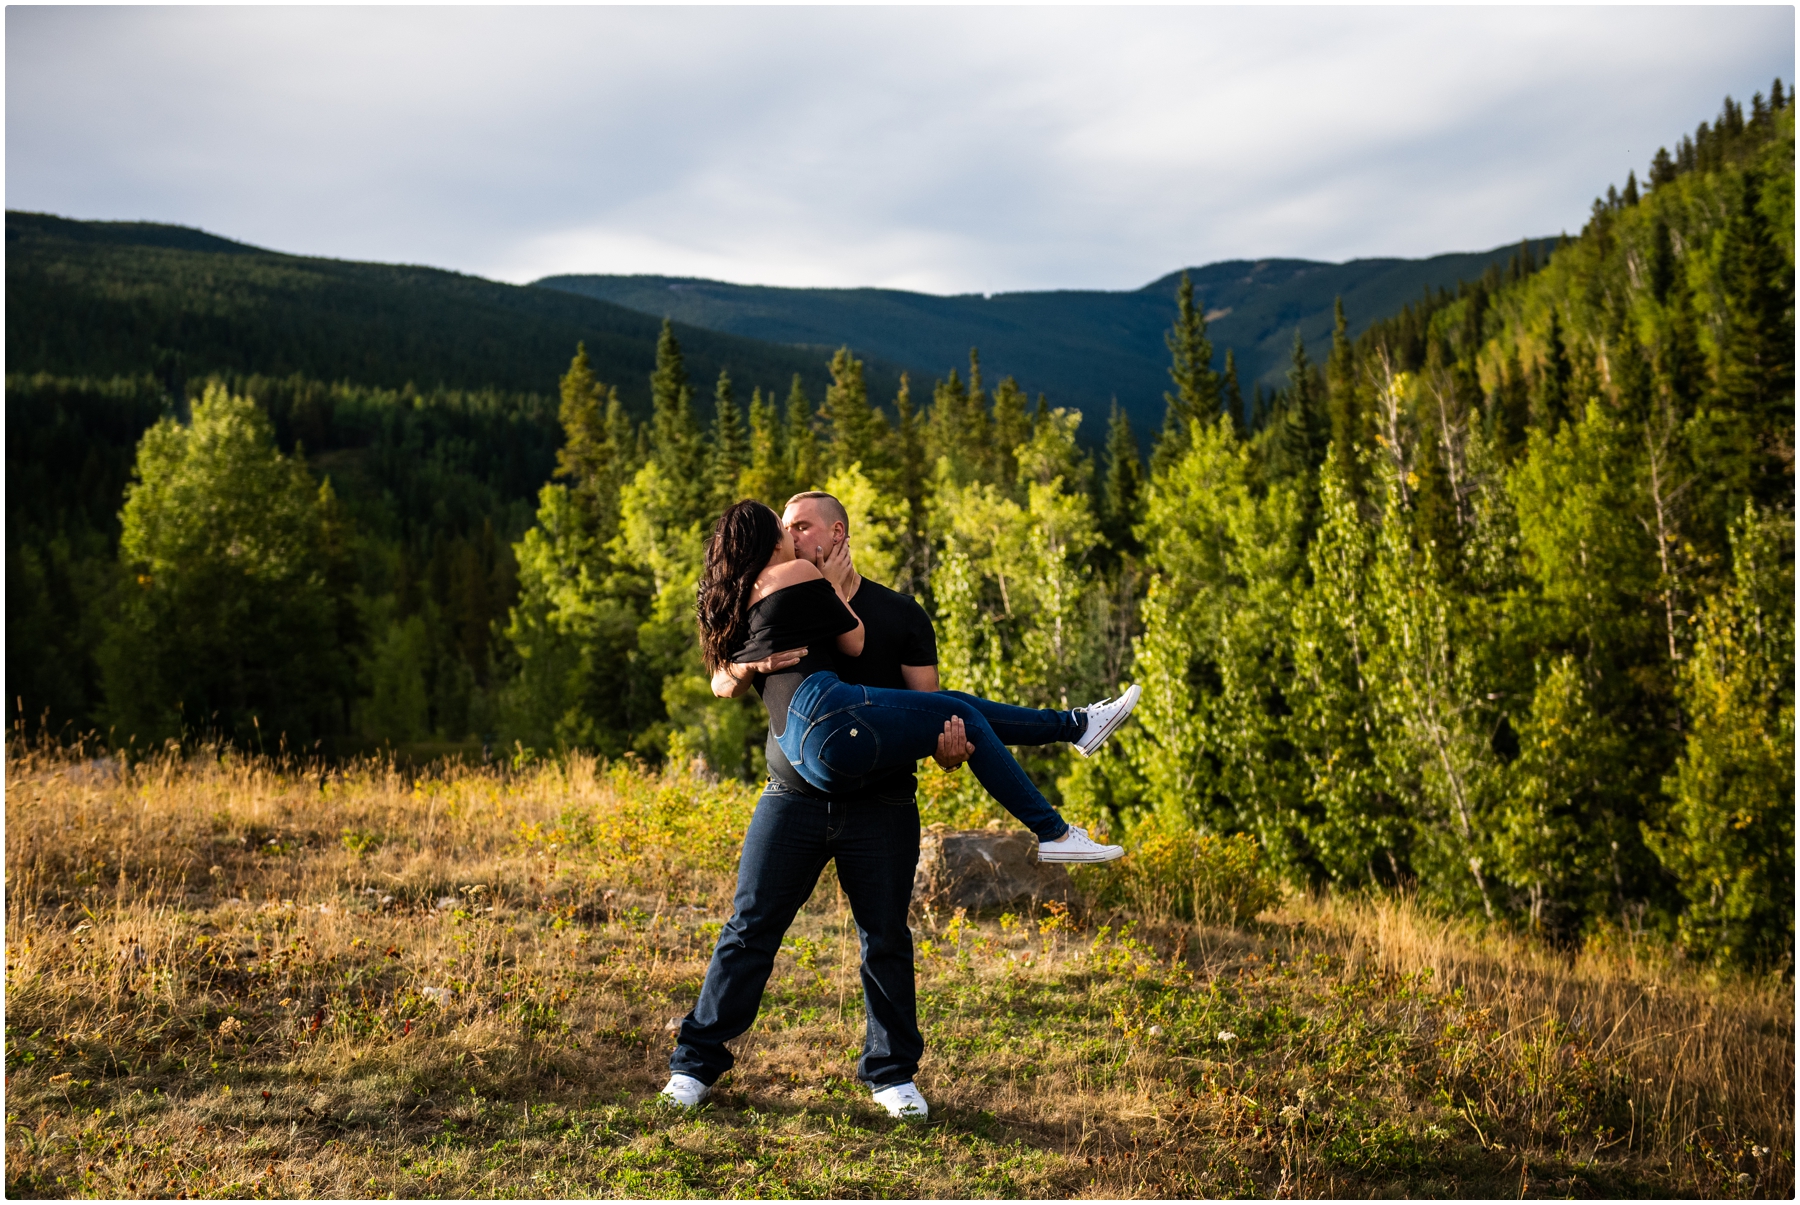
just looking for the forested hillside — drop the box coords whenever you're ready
[505,87,1792,966]
[4,215,903,738]
[537,239,1557,429]
[7,89,1790,967]
[6,212,897,406]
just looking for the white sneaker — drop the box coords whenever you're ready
[658,1073,711,1108]
[871,1081,930,1119]
[1073,684,1141,758]
[1037,824,1125,863]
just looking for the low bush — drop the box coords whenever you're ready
[1078,828,1282,924]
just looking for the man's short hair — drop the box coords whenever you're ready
[785,490,850,535]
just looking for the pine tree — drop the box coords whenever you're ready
[707,369,748,515]
[1647,217,1676,304]
[555,344,608,521]
[990,375,1031,495]
[890,373,929,591]
[926,369,966,481]
[1222,349,1245,434]
[1534,311,1573,433]
[1151,273,1220,476]
[1649,146,1677,189]
[555,344,604,477]
[818,346,888,480]
[1654,279,1706,413]
[741,386,788,508]
[1257,329,1328,484]
[1491,349,1530,464]
[1291,330,1332,472]
[784,374,822,495]
[553,343,633,547]
[1713,169,1794,452]
[1101,401,1143,558]
[963,350,994,481]
[1325,298,1365,496]
[1459,278,1490,352]
[650,320,705,526]
[927,356,993,486]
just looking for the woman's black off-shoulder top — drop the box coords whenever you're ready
[730,578,859,737]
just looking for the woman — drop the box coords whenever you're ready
[697,500,1135,862]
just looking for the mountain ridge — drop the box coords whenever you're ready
[536,239,1558,430]
[4,210,910,415]
[7,207,1555,443]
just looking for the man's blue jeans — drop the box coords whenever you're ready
[670,783,924,1088]
[777,674,1085,841]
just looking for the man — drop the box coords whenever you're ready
[660,491,971,1120]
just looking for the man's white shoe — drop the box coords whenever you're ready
[871,1081,930,1119]
[1073,684,1141,758]
[658,1073,711,1108]
[1037,824,1126,863]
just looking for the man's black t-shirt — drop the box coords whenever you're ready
[763,577,938,803]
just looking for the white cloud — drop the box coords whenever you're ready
[6,5,1792,293]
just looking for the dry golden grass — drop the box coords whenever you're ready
[4,742,1791,1198]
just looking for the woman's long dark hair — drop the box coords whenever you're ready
[697,500,785,672]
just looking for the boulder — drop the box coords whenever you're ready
[912,825,1079,912]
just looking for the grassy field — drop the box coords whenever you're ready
[4,743,1792,1199]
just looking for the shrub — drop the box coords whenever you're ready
[1078,829,1281,925]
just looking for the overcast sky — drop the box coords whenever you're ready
[7,6,1793,294]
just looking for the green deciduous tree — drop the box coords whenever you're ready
[1288,447,1396,885]
[1124,416,1304,853]
[1645,506,1794,968]
[99,384,351,746]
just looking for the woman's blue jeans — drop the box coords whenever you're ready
[776,674,1084,841]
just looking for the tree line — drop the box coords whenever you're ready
[23,88,1792,969]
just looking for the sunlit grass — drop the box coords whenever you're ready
[5,742,1791,1198]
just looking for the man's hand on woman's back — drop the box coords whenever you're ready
[711,647,807,698]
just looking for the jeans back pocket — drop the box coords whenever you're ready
[813,712,881,781]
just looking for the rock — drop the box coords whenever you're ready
[912,827,1079,912]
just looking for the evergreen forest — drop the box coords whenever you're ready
[7,90,1792,970]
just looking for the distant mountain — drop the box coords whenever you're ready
[5,211,906,415]
[6,208,1557,445]
[539,240,1557,435]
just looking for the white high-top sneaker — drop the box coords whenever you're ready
[871,1081,930,1119]
[658,1073,711,1108]
[1037,824,1126,863]
[1073,684,1141,758]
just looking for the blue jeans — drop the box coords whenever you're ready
[778,674,1083,842]
[671,783,923,1087]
